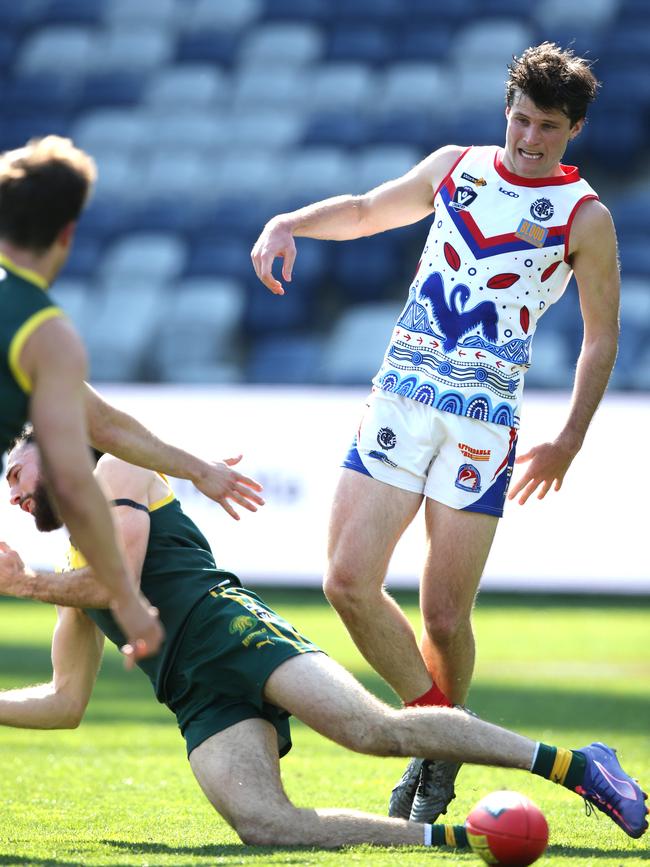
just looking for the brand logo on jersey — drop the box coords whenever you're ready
[499,186,519,198]
[461,172,487,187]
[530,197,554,221]
[455,464,481,492]
[450,186,478,210]
[458,443,491,461]
[368,450,398,468]
[377,427,397,449]
[515,217,549,248]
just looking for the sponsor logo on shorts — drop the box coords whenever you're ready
[368,449,398,468]
[458,442,491,461]
[377,427,397,449]
[229,615,256,635]
[515,217,548,248]
[449,186,478,210]
[530,197,554,221]
[455,463,482,493]
[461,172,487,187]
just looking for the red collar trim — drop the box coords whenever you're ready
[494,149,581,187]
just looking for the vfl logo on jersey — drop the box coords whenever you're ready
[377,427,397,449]
[499,186,519,198]
[455,463,481,492]
[229,615,256,635]
[449,186,477,210]
[515,218,549,248]
[530,197,554,221]
[461,172,487,187]
[368,449,398,468]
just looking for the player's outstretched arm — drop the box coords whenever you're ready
[508,200,619,505]
[83,384,264,520]
[20,318,163,659]
[0,606,103,729]
[251,146,463,294]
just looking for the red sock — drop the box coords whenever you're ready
[406,682,453,708]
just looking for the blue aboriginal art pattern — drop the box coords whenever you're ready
[419,272,497,352]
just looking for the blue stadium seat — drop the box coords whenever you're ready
[302,113,371,148]
[320,301,403,384]
[79,72,145,109]
[325,26,393,65]
[43,0,105,25]
[246,335,324,383]
[331,236,403,302]
[5,74,80,112]
[185,236,253,282]
[261,0,332,23]
[244,282,313,334]
[0,112,72,151]
[331,0,403,24]
[369,114,443,152]
[406,0,478,24]
[0,35,16,72]
[175,31,241,67]
[586,111,645,165]
[392,26,453,63]
[62,235,102,278]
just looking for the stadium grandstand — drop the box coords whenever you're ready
[1,0,648,389]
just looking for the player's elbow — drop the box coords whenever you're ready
[56,699,85,729]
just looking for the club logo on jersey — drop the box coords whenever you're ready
[515,217,549,248]
[377,427,397,449]
[368,450,398,468]
[530,197,554,221]
[449,186,478,210]
[455,463,482,492]
[458,443,491,461]
[499,186,519,198]
[461,172,487,187]
[229,615,256,635]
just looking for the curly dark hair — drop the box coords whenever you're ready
[506,43,599,126]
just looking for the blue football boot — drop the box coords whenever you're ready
[575,742,648,838]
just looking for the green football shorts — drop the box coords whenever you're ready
[163,581,322,757]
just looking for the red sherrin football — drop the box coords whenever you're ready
[465,790,549,866]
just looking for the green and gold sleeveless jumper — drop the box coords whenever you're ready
[65,481,241,698]
[0,254,64,462]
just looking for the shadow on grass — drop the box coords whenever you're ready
[102,839,650,862]
[0,640,648,733]
[546,844,650,860]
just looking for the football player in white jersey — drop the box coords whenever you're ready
[251,43,619,823]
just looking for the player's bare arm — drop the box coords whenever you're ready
[251,145,463,294]
[20,317,163,657]
[0,605,103,729]
[509,200,619,505]
[0,456,154,609]
[83,383,264,520]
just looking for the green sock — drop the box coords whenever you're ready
[531,742,587,789]
[427,823,469,848]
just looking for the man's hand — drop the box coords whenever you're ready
[193,455,265,521]
[508,439,579,505]
[0,542,31,597]
[110,591,164,669]
[251,218,296,295]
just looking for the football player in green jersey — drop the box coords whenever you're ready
[0,137,264,663]
[0,432,645,850]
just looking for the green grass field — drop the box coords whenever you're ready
[0,591,648,867]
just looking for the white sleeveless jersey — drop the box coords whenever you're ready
[373,146,598,428]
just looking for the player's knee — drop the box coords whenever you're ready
[234,807,302,846]
[323,566,373,614]
[422,606,471,648]
[339,710,400,756]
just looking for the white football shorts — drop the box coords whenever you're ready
[342,389,518,516]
